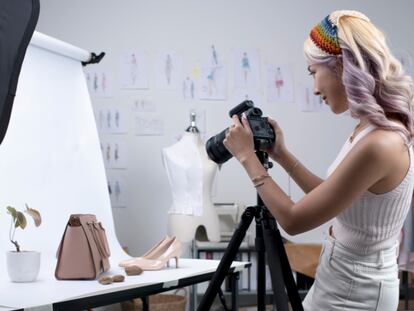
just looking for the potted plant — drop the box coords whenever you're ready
[6,204,42,282]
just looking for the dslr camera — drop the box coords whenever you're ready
[206,100,276,164]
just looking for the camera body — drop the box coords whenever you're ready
[206,100,275,164]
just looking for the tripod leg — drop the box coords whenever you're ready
[230,272,240,311]
[260,212,290,311]
[261,211,304,311]
[197,206,256,311]
[255,213,267,311]
[273,229,304,311]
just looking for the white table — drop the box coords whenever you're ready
[0,258,249,311]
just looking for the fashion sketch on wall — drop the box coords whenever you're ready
[133,98,157,112]
[95,105,128,134]
[199,64,227,100]
[198,44,227,100]
[233,49,261,89]
[266,64,294,103]
[135,114,164,136]
[182,65,200,101]
[211,44,219,66]
[120,50,149,89]
[155,51,184,90]
[182,76,197,101]
[100,140,128,169]
[107,173,127,208]
[84,68,113,98]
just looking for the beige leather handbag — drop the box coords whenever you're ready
[55,214,111,280]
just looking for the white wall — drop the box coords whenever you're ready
[36,0,414,256]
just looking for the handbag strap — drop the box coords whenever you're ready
[88,222,110,258]
[99,222,111,257]
[78,215,101,276]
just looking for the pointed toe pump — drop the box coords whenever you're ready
[123,237,182,271]
[119,235,172,267]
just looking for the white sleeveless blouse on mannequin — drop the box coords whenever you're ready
[162,132,220,243]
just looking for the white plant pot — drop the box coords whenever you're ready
[6,251,41,282]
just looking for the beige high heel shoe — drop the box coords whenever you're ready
[118,235,172,267]
[123,237,182,271]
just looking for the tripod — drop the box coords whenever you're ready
[197,151,304,311]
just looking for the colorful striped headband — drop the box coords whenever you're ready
[310,15,341,56]
[309,10,371,56]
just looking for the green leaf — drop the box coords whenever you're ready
[6,206,17,221]
[25,204,41,227]
[15,211,27,229]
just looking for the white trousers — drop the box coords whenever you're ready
[303,233,400,310]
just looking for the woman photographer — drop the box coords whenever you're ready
[224,10,414,310]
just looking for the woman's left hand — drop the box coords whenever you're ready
[223,115,255,163]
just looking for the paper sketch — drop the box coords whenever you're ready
[120,50,149,89]
[155,51,184,90]
[199,64,227,100]
[132,98,157,112]
[107,173,127,208]
[135,114,164,136]
[100,139,128,169]
[266,64,294,103]
[233,49,261,89]
[211,44,220,66]
[84,68,113,98]
[95,105,128,134]
[182,76,197,101]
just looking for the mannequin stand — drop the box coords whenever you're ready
[197,151,303,311]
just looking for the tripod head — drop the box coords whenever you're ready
[255,150,273,171]
[254,150,274,214]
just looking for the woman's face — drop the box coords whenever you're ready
[308,62,348,114]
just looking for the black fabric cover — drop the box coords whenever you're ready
[0,0,39,145]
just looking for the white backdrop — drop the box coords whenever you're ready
[35,0,414,255]
[0,32,126,276]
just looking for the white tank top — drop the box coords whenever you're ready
[327,125,414,253]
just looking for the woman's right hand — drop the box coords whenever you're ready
[264,117,288,162]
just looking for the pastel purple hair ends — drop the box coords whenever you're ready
[341,45,414,145]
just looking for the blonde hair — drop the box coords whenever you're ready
[304,10,414,144]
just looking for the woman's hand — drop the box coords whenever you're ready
[264,117,288,162]
[223,115,255,163]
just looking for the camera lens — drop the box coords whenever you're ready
[205,128,233,164]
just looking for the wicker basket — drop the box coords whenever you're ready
[121,292,186,311]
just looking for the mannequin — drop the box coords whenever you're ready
[162,113,220,243]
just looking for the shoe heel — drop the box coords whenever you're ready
[174,256,179,268]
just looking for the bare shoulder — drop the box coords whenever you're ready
[366,128,406,150]
[356,128,407,164]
